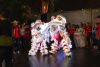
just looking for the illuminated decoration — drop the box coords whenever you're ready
[0,15,6,21]
[42,1,48,13]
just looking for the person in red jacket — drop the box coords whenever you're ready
[85,23,92,47]
[24,25,31,50]
[24,29,29,44]
[68,26,75,49]
[96,16,100,51]
[13,22,21,53]
[96,16,100,40]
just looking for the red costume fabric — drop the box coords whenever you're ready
[53,31,63,46]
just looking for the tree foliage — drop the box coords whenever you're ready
[0,0,40,22]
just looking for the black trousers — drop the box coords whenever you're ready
[93,39,98,46]
[87,33,92,47]
[97,40,100,51]
[14,38,20,51]
[20,37,25,49]
[70,35,76,49]
[87,36,91,47]
[0,46,13,67]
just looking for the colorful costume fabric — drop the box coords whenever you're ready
[29,15,72,56]
[49,15,72,56]
[29,20,48,55]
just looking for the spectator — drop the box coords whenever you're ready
[96,16,100,51]
[92,23,99,50]
[68,25,75,49]
[0,21,13,67]
[74,25,85,48]
[85,23,92,47]
[13,21,21,54]
[20,23,25,49]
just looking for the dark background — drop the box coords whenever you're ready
[0,0,100,22]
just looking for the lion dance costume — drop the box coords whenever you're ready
[29,20,48,55]
[29,15,72,56]
[49,15,72,56]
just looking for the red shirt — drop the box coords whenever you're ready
[85,26,92,37]
[24,28,30,41]
[68,28,74,35]
[97,23,100,38]
[24,32,29,41]
[14,26,20,38]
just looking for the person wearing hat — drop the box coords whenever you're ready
[12,20,21,54]
[0,21,13,67]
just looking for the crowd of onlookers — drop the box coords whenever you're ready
[12,16,100,54]
[12,21,31,54]
[66,23,92,49]
[0,20,32,67]
[1,15,100,67]
[66,16,100,51]
[12,20,99,53]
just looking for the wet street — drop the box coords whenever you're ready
[13,48,100,67]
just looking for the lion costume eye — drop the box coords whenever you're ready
[59,17,62,21]
[37,27,41,31]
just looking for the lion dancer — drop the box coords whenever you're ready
[59,24,72,56]
[48,16,60,54]
[29,20,48,56]
[60,32,72,56]
[49,29,61,54]
[49,16,63,54]
[49,15,72,56]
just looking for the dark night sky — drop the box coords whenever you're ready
[28,0,100,11]
[0,0,100,19]
[54,0,100,11]
[1,0,100,12]
[54,0,84,11]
